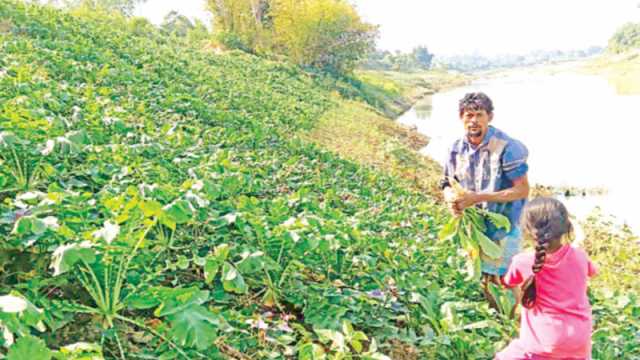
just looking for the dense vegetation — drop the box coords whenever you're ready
[0,1,639,359]
[360,47,434,72]
[607,22,640,54]
[207,0,377,74]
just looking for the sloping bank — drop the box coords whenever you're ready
[303,70,469,197]
[0,2,638,359]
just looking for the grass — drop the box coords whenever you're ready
[302,100,442,195]
[581,50,640,95]
[354,69,470,117]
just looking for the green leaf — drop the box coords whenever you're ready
[204,244,230,284]
[12,217,32,235]
[438,217,459,241]
[167,304,219,350]
[204,258,222,284]
[484,211,511,232]
[236,251,273,274]
[141,200,163,218]
[298,343,326,360]
[50,243,96,277]
[221,262,247,294]
[472,227,503,260]
[465,209,487,232]
[7,335,52,360]
[165,200,192,225]
[126,290,161,310]
[154,287,210,317]
[30,218,47,235]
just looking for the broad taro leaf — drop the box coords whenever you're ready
[438,217,459,241]
[164,200,193,225]
[153,287,210,317]
[50,242,96,277]
[167,304,220,350]
[484,211,511,233]
[472,227,502,260]
[297,343,326,360]
[7,335,52,360]
[221,262,247,294]
[204,244,230,284]
[236,251,279,275]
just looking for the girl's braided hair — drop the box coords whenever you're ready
[519,197,573,308]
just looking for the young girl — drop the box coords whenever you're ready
[496,197,597,360]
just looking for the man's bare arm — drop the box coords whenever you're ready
[454,175,529,210]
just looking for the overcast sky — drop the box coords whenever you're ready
[134,0,640,56]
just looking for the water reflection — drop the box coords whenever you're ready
[413,96,433,120]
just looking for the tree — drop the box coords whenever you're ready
[57,0,146,16]
[270,0,377,73]
[206,0,271,51]
[412,46,433,70]
[608,22,640,54]
[161,11,195,37]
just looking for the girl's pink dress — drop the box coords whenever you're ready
[496,244,597,360]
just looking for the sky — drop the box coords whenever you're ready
[133,0,640,56]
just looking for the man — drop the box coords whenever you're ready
[441,92,529,306]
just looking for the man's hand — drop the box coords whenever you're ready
[454,191,478,212]
[443,187,463,217]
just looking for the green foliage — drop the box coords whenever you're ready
[271,0,377,73]
[7,335,52,360]
[362,46,434,72]
[438,207,509,281]
[206,0,270,52]
[207,0,377,74]
[57,0,146,16]
[161,11,195,37]
[608,22,640,54]
[0,1,638,359]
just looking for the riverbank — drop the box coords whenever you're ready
[355,69,471,117]
[303,69,470,195]
[580,50,640,95]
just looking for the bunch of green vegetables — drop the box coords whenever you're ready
[438,178,511,281]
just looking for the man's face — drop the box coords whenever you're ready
[460,109,492,144]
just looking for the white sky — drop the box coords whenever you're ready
[134,0,640,56]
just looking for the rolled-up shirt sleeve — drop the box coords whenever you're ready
[502,139,529,180]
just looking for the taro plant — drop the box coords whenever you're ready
[0,132,45,193]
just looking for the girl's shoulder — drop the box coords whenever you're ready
[568,244,592,262]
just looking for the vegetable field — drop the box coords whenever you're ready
[0,2,638,359]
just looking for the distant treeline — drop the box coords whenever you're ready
[359,46,434,72]
[608,22,640,54]
[431,47,604,73]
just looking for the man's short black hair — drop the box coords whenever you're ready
[459,92,494,116]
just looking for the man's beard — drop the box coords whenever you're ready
[466,128,484,140]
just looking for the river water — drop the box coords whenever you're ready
[397,69,640,235]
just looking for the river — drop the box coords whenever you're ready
[397,68,640,235]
